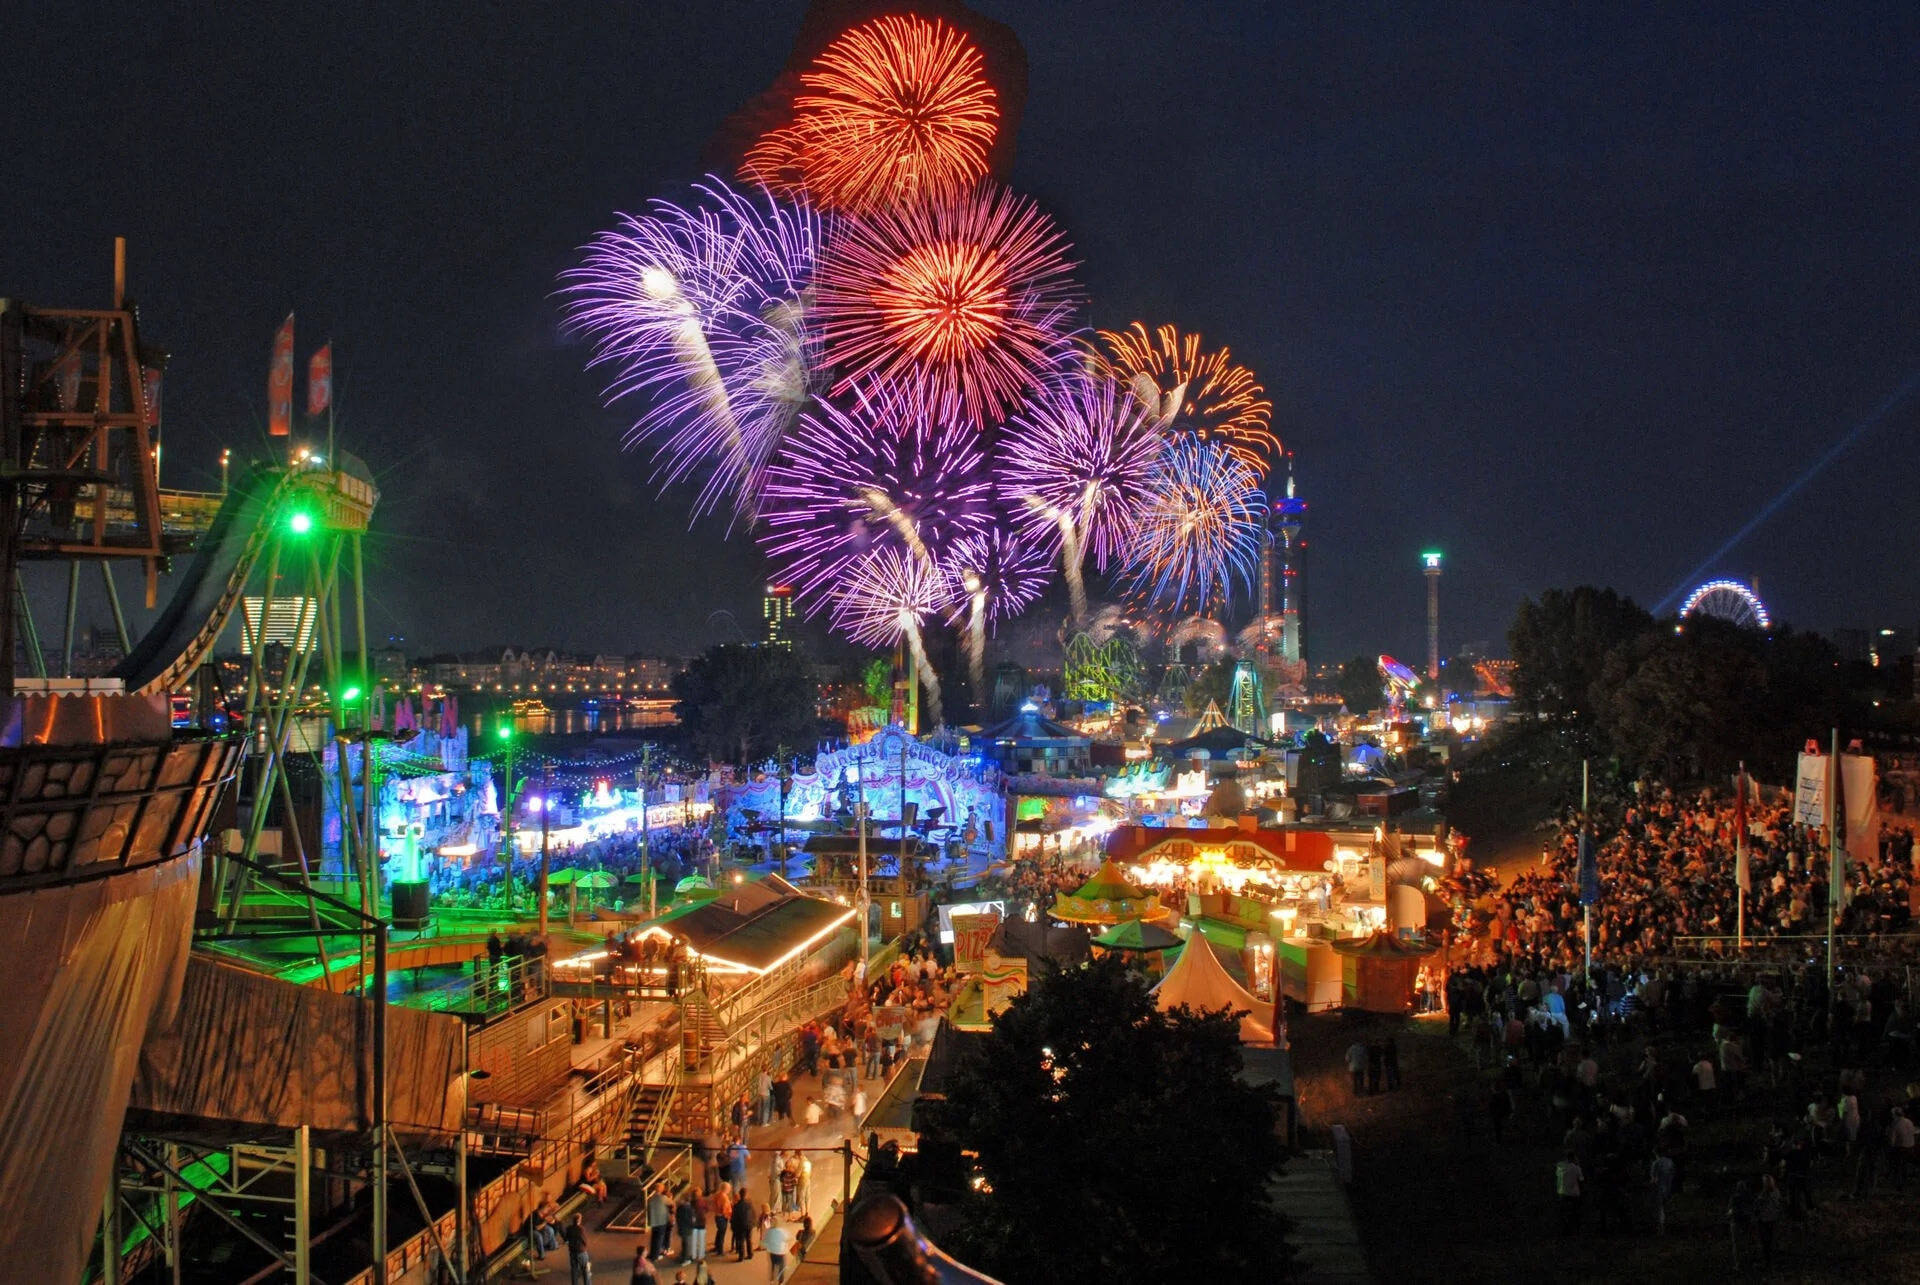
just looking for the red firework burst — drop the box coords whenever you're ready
[815,184,1080,427]
[743,14,998,213]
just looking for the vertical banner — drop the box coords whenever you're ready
[56,352,82,411]
[950,911,1000,974]
[1368,854,1387,902]
[307,343,332,417]
[1794,750,1830,829]
[268,314,295,436]
[1732,771,1751,893]
[1841,753,1879,871]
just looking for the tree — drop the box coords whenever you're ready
[1508,586,1654,720]
[672,643,818,765]
[1590,617,1848,782]
[929,956,1294,1285]
[1337,654,1383,715]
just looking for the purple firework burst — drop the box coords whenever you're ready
[562,177,820,525]
[757,385,996,611]
[941,528,1052,632]
[832,545,948,649]
[1001,370,1163,570]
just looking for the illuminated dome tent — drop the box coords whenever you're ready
[1049,858,1170,926]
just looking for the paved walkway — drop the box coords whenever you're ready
[574,1062,869,1284]
[1270,1152,1372,1284]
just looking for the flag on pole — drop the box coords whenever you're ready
[140,367,163,430]
[56,351,82,411]
[268,314,296,436]
[1733,768,1751,893]
[307,343,333,417]
[1577,826,1600,906]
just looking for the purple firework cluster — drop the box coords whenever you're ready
[567,156,1279,691]
[757,387,996,614]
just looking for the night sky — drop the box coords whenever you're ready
[7,3,1918,664]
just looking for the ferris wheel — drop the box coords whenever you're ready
[1679,579,1771,631]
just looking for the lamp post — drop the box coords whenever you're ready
[453,1031,491,1285]
[856,799,871,981]
[495,723,517,912]
[535,767,554,937]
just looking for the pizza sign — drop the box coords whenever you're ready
[950,912,1001,974]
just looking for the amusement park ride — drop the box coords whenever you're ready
[0,245,417,1285]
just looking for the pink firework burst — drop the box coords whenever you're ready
[757,386,996,611]
[813,184,1081,428]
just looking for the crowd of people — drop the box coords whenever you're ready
[1427,780,1920,1269]
[1482,783,1916,969]
[429,820,712,913]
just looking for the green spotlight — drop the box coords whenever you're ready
[341,685,362,703]
[496,724,514,741]
[288,510,314,535]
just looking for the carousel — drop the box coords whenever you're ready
[1048,859,1172,927]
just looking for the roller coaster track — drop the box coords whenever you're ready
[114,462,377,696]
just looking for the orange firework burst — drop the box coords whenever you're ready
[1096,322,1277,469]
[816,184,1079,427]
[743,14,998,213]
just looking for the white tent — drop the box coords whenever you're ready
[1152,933,1274,1043]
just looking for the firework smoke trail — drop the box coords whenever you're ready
[757,386,995,611]
[1002,371,1163,623]
[1097,322,1277,471]
[563,179,820,525]
[743,14,998,213]
[942,529,1052,700]
[835,546,947,726]
[1121,435,1268,615]
[814,183,1081,428]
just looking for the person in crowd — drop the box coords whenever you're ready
[710,1182,732,1258]
[762,1218,793,1283]
[1727,1180,1758,1272]
[731,1188,757,1260]
[564,1212,592,1285]
[1555,1148,1584,1235]
[647,1182,673,1262]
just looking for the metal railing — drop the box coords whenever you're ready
[632,1054,682,1164]
[392,955,550,1017]
[698,975,850,1084]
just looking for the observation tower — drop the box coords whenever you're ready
[1272,463,1306,668]
[1422,550,1443,680]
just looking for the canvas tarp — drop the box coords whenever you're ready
[131,953,464,1137]
[1151,928,1273,1042]
[0,850,200,1285]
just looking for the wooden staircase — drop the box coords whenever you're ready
[625,1075,679,1168]
[679,989,727,1068]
